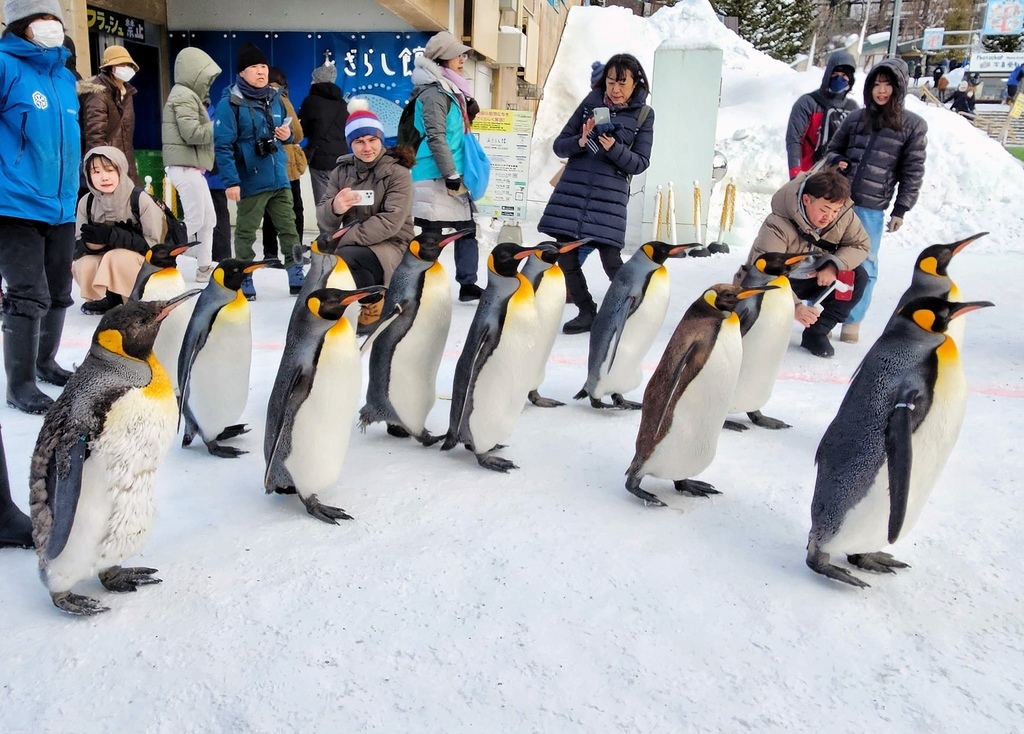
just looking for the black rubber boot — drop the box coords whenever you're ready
[801,326,835,358]
[562,304,596,335]
[3,314,54,414]
[36,307,73,386]
[0,425,32,549]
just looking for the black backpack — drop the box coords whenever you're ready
[397,88,426,151]
[87,187,190,246]
[812,105,850,162]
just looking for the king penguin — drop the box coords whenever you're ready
[130,242,195,395]
[725,252,812,431]
[891,232,986,348]
[360,229,473,444]
[292,227,359,330]
[178,259,269,457]
[807,296,994,588]
[625,284,774,506]
[575,241,695,410]
[30,292,200,615]
[521,238,586,407]
[265,287,384,523]
[441,242,540,472]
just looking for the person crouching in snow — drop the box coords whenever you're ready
[72,147,167,314]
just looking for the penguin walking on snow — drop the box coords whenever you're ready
[626,285,774,506]
[725,252,812,431]
[130,243,195,394]
[807,296,993,588]
[360,230,473,444]
[576,241,695,410]
[521,238,586,407]
[265,287,384,524]
[178,259,269,457]
[441,242,540,472]
[30,293,199,615]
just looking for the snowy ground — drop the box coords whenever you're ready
[3,1,1024,731]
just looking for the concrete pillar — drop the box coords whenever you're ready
[63,0,92,77]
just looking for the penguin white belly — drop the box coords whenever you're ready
[388,262,452,433]
[326,265,359,328]
[731,287,794,412]
[44,386,178,593]
[467,288,538,451]
[595,268,670,398]
[528,268,566,391]
[825,340,968,553]
[285,325,361,495]
[142,271,192,394]
[641,321,742,480]
[188,303,252,439]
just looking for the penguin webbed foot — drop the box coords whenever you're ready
[416,431,445,447]
[205,441,248,458]
[386,423,411,438]
[528,390,564,408]
[181,430,194,448]
[748,411,791,430]
[215,423,250,441]
[847,552,910,574]
[99,565,162,593]
[476,453,518,473]
[588,397,614,409]
[611,394,642,410]
[723,419,749,432]
[625,475,666,507]
[51,591,110,616]
[673,479,721,497]
[806,549,871,588]
[302,493,353,524]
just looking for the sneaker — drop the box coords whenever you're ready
[287,263,305,296]
[839,323,860,344]
[801,329,835,358]
[81,291,122,315]
[562,308,595,335]
[458,283,483,302]
[356,298,384,336]
[240,274,256,301]
[195,264,215,284]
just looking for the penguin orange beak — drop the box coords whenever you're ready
[668,243,699,257]
[331,225,352,240]
[342,285,387,305]
[439,228,477,248]
[157,289,201,322]
[784,253,813,266]
[557,238,590,254]
[948,300,994,318]
[513,248,540,260]
[170,244,193,257]
[244,262,271,274]
[738,286,779,299]
[951,231,988,256]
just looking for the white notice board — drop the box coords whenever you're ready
[470,109,533,221]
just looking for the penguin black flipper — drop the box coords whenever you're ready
[129,262,160,301]
[442,319,501,452]
[176,306,215,431]
[885,388,920,544]
[44,438,90,559]
[264,367,315,491]
[605,293,640,371]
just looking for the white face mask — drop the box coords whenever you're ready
[113,66,136,82]
[28,19,65,49]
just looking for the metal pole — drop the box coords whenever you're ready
[887,0,903,57]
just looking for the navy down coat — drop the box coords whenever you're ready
[538,88,654,249]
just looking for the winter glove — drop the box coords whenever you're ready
[445,175,462,192]
[107,221,149,254]
[594,121,616,136]
[887,216,904,233]
[80,223,113,245]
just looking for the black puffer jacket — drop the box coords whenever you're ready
[298,82,349,171]
[538,89,654,249]
[827,59,927,217]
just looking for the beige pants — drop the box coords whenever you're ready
[72,250,146,301]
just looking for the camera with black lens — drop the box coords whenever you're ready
[255,136,278,157]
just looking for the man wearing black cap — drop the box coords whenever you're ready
[213,41,303,298]
[785,50,859,179]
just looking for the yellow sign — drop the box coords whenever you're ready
[471,109,534,135]
[1011,93,1024,118]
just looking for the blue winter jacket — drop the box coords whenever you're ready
[0,35,81,225]
[538,89,654,249]
[410,83,466,182]
[213,84,292,198]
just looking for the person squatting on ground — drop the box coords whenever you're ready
[299,56,349,207]
[261,66,307,263]
[785,50,858,179]
[0,0,80,415]
[316,102,414,334]
[79,44,141,186]
[214,41,303,299]
[740,169,870,359]
[162,46,221,283]
[408,30,484,302]
[72,147,168,315]
[538,53,655,334]
[826,58,927,343]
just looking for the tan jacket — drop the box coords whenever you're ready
[79,74,139,185]
[273,86,307,181]
[740,174,869,292]
[316,147,415,285]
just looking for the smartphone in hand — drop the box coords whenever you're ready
[592,107,611,126]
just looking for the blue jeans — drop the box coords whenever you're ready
[454,237,479,286]
[846,206,883,324]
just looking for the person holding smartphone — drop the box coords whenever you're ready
[538,53,654,334]
[316,101,414,334]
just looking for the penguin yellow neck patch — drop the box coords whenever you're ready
[511,273,533,306]
[326,316,353,340]
[936,335,959,363]
[144,353,174,400]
